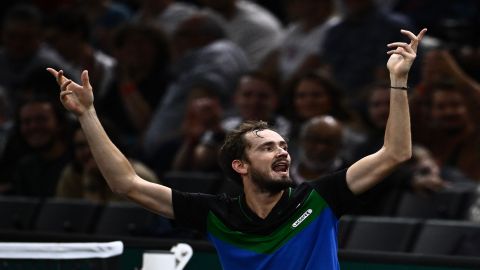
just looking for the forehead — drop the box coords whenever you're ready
[244,129,286,148]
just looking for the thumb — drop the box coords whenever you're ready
[81,70,91,88]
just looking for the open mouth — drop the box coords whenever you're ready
[272,160,289,173]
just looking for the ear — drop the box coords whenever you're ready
[232,159,248,175]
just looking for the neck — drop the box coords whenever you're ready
[244,186,284,219]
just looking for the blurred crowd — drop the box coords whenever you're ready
[0,0,479,220]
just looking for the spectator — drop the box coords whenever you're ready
[222,71,290,138]
[287,71,363,161]
[171,96,225,173]
[143,13,249,158]
[412,49,480,181]
[0,4,74,106]
[9,96,74,197]
[291,115,350,185]
[321,0,414,105]
[145,84,225,177]
[350,83,451,215]
[134,0,197,36]
[56,121,158,203]
[46,8,117,102]
[200,0,284,67]
[98,22,171,147]
[353,81,392,160]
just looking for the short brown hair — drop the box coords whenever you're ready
[218,120,270,186]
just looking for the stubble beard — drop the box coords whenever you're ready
[250,167,293,194]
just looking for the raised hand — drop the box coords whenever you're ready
[46,68,94,116]
[387,28,427,79]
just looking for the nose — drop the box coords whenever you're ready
[276,146,289,157]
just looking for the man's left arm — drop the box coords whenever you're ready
[346,28,427,195]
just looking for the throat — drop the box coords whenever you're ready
[245,189,284,219]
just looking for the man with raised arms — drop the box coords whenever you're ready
[48,28,426,270]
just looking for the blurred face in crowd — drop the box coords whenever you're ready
[294,78,332,120]
[431,89,470,133]
[299,116,342,166]
[184,96,223,132]
[368,87,390,130]
[20,102,60,150]
[235,75,278,122]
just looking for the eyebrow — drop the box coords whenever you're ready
[256,140,288,150]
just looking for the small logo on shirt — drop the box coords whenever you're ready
[292,209,312,228]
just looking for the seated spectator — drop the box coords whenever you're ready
[0,70,63,194]
[0,4,74,106]
[354,81,452,193]
[222,71,290,137]
[200,0,284,67]
[171,96,225,173]
[98,22,172,147]
[143,13,249,158]
[291,115,350,185]
[353,81,391,160]
[146,86,225,177]
[46,8,117,103]
[286,71,363,161]
[412,50,480,181]
[56,121,158,203]
[8,96,74,197]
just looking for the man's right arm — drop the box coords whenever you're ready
[47,68,175,219]
[79,108,174,218]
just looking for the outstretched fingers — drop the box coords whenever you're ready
[46,67,68,88]
[401,28,427,52]
[60,79,72,92]
[46,67,58,77]
[60,90,73,100]
[387,43,414,59]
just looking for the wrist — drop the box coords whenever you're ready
[78,106,97,121]
[390,76,408,88]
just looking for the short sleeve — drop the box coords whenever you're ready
[308,169,357,218]
[172,190,216,233]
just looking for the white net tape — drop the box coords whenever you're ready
[0,241,123,260]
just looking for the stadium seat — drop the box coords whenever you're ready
[33,198,100,233]
[412,219,480,256]
[0,196,40,230]
[343,216,420,252]
[395,190,470,220]
[338,215,354,249]
[94,202,172,237]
